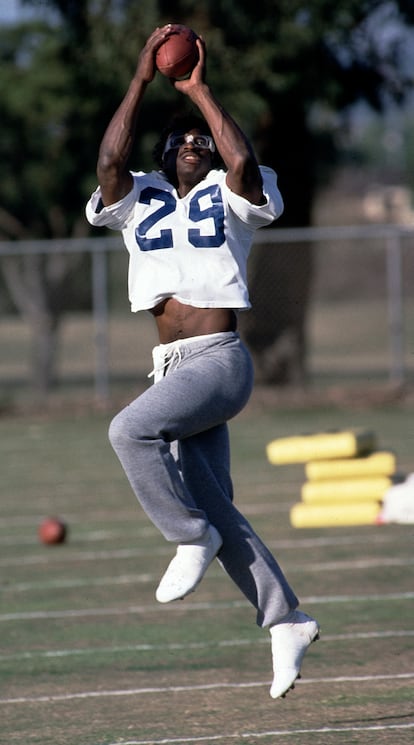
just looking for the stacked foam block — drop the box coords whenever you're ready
[266,429,399,528]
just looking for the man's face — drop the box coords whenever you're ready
[163,128,215,188]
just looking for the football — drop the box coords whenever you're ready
[156,24,199,78]
[38,517,67,545]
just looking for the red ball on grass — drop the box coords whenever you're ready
[38,517,67,545]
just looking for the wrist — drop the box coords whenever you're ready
[131,72,149,90]
[188,81,211,105]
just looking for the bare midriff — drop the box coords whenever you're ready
[150,297,237,343]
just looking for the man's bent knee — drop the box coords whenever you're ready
[108,409,130,451]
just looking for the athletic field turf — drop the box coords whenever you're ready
[1,399,413,744]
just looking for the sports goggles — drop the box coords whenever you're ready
[163,132,216,157]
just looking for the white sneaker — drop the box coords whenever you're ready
[269,610,320,699]
[155,525,223,603]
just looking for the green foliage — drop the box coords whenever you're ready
[1,0,413,237]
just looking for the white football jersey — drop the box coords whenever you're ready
[85,167,283,312]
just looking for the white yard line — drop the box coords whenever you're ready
[1,672,413,706]
[2,591,414,623]
[0,502,293,532]
[1,629,413,662]
[3,573,155,592]
[0,546,172,567]
[107,721,414,745]
[0,531,404,567]
[3,554,413,593]
[2,543,410,569]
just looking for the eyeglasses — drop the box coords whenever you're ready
[163,132,216,158]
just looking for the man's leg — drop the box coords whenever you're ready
[179,424,298,628]
[108,333,251,543]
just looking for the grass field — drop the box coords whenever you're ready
[1,397,413,745]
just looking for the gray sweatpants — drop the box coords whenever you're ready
[109,331,298,627]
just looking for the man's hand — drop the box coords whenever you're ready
[172,37,207,95]
[136,25,177,84]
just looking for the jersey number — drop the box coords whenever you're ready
[135,185,225,251]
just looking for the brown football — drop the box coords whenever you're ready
[156,25,199,78]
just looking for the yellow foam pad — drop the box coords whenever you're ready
[305,452,396,481]
[266,430,376,465]
[301,476,393,504]
[290,501,381,528]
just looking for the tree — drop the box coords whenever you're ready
[188,0,414,382]
[0,2,153,393]
[161,0,414,382]
[1,0,413,392]
[0,15,99,392]
[0,0,201,393]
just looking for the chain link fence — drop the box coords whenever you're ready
[1,225,413,403]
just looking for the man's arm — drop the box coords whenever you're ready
[174,39,265,205]
[97,26,174,206]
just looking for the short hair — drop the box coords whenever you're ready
[152,113,224,169]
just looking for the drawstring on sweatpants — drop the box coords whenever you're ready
[148,341,183,384]
[148,332,230,385]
